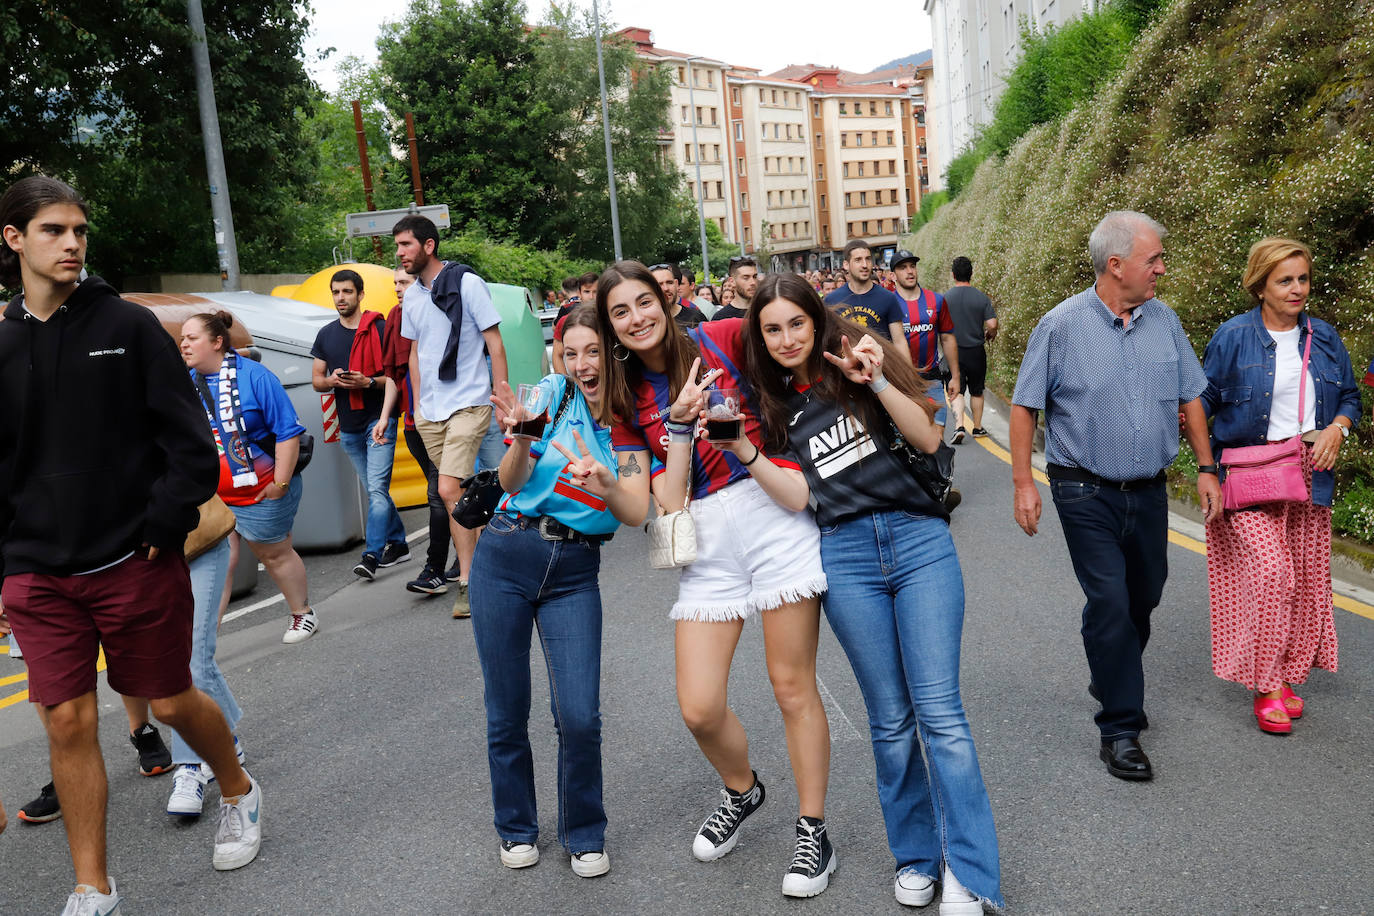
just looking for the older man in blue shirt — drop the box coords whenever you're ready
[1010,211,1223,782]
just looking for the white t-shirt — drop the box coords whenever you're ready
[1266,325,1316,440]
[401,265,501,422]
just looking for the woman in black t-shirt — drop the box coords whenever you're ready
[734,275,1004,913]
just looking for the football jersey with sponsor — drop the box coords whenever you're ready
[497,373,620,535]
[780,382,947,527]
[901,287,953,374]
[611,319,799,500]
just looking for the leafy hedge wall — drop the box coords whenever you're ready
[908,0,1374,535]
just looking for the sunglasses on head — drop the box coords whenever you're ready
[649,263,674,272]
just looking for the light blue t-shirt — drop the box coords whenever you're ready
[400,264,502,422]
[497,374,620,536]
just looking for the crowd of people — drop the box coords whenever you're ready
[0,171,1364,916]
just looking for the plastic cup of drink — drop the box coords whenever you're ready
[513,383,553,440]
[704,388,743,442]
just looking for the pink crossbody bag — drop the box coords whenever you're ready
[1218,318,1312,510]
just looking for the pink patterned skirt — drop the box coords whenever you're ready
[1206,444,1338,691]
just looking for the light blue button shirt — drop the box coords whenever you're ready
[400,265,501,422]
[1012,285,1207,480]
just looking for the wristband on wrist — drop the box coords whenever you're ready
[664,419,694,434]
[868,374,891,395]
[668,430,695,445]
[741,445,761,467]
[1197,464,1219,475]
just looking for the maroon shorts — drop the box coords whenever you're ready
[1,551,194,707]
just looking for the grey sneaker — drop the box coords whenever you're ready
[451,581,470,619]
[60,878,122,916]
[212,774,262,871]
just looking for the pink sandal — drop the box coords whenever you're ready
[1280,684,1304,719]
[1253,696,1292,735]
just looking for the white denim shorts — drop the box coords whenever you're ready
[671,477,828,622]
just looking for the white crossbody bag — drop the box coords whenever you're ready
[645,444,697,570]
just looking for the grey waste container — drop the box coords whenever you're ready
[183,291,366,552]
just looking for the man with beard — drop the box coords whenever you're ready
[312,268,409,580]
[823,240,910,363]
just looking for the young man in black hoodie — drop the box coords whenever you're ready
[0,176,264,914]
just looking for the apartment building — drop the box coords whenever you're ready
[923,0,1099,185]
[728,69,817,272]
[622,27,931,270]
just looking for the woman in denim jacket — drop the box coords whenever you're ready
[1200,238,1360,735]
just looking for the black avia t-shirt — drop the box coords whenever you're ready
[781,384,947,527]
[311,319,386,433]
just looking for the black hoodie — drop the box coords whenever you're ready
[0,277,219,581]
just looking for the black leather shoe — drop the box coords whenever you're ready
[1100,737,1153,781]
[1088,683,1149,730]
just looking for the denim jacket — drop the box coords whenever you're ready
[1200,306,1360,506]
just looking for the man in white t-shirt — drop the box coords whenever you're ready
[393,215,508,618]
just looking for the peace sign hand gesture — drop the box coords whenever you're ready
[550,429,616,498]
[668,357,724,425]
[824,334,880,384]
[490,379,521,436]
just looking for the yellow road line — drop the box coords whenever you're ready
[1,647,105,711]
[972,434,1374,622]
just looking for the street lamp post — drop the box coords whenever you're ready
[592,0,622,260]
[186,0,240,290]
[685,56,711,283]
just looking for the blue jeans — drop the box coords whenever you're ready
[820,511,1002,908]
[468,516,606,853]
[475,411,505,473]
[1050,477,1168,740]
[339,419,407,555]
[926,378,949,426]
[171,538,242,765]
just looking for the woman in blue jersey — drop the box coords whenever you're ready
[737,274,1003,914]
[469,307,645,880]
[593,261,835,899]
[181,311,315,645]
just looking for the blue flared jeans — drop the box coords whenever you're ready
[820,510,1003,909]
[170,538,242,765]
[468,515,606,854]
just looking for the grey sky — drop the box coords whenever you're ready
[306,0,933,92]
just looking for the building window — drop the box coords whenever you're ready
[785,124,792,139]
[771,89,777,103]
[684,143,692,162]
[820,193,826,207]
[711,108,718,125]
[781,223,788,238]
[847,222,854,236]
[844,192,852,207]
[677,67,685,83]
[842,163,849,177]
[869,101,877,115]
[767,191,774,207]
[841,133,848,147]
[875,160,882,173]
[707,70,714,88]
[698,143,706,160]
[734,122,743,141]
[744,226,751,243]
[800,156,806,171]
[889,159,896,174]
[688,180,695,197]
[761,123,768,139]
[885,101,893,115]
[731,86,740,104]
[737,156,745,175]
[815,133,822,148]
[712,144,719,161]
[695,106,703,123]
[886,130,894,145]
[862,220,870,233]
[813,102,820,116]
[856,133,864,146]
[801,190,807,204]
[759,88,766,103]
[804,221,810,235]
[858,162,865,176]
[773,124,780,138]
[715,181,723,198]
[839,102,847,115]
[871,131,878,145]
[817,163,824,178]
[680,105,688,122]
[790,189,797,204]
[740,192,748,211]
[824,225,831,242]
[859,191,867,205]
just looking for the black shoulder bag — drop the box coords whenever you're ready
[889,420,955,506]
[452,380,576,529]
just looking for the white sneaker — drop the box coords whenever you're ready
[570,850,610,878]
[167,764,212,816]
[500,840,539,869]
[940,866,982,915]
[282,610,318,644]
[212,774,262,871]
[234,733,246,765]
[895,868,936,906]
[60,878,122,916]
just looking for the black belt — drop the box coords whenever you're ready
[1047,463,1166,491]
[510,515,613,546]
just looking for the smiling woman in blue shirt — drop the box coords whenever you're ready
[1200,238,1359,735]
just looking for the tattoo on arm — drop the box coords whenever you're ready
[619,454,642,477]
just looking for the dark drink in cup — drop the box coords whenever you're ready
[513,415,548,439]
[706,417,742,441]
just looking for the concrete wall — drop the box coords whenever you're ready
[123,274,310,295]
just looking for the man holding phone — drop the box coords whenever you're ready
[311,268,409,581]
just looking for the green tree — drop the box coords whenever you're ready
[1,0,319,284]
[529,4,695,262]
[376,0,560,244]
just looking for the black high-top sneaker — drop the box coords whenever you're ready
[691,771,765,861]
[781,815,836,897]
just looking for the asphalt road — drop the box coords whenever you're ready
[2,418,1371,915]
